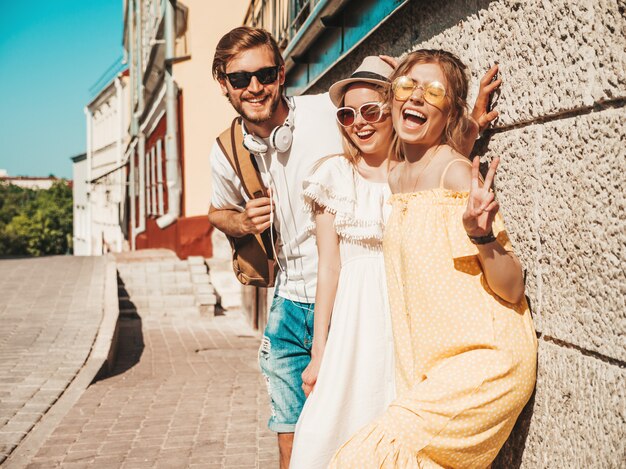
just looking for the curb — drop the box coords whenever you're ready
[93,257,121,380]
[3,256,121,469]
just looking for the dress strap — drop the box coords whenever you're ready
[439,158,472,189]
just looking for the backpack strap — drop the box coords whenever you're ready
[216,117,267,199]
[215,117,275,264]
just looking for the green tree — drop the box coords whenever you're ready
[0,183,36,225]
[0,181,73,257]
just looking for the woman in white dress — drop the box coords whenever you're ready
[289,56,398,469]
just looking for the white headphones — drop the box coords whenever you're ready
[242,97,295,154]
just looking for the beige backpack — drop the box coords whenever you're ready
[215,117,278,287]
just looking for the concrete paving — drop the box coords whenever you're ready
[0,256,107,464]
[14,252,278,468]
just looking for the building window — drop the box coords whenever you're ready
[145,150,151,215]
[156,139,164,216]
[150,146,157,215]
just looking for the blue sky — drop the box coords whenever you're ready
[0,1,123,179]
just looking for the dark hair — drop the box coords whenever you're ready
[212,26,284,80]
[388,49,470,158]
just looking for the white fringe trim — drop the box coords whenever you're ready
[302,186,385,243]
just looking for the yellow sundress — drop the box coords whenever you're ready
[330,161,538,469]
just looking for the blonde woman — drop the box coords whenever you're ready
[330,50,537,469]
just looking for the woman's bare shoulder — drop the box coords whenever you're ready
[437,146,472,191]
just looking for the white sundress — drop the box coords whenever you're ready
[289,156,396,469]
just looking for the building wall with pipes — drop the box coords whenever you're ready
[83,72,130,255]
[172,0,249,218]
[249,0,626,466]
[123,0,248,259]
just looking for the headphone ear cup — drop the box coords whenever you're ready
[243,134,268,154]
[271,125,293,153]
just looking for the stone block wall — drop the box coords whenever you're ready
[310,0,626,466]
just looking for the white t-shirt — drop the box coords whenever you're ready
[210,93,343,303]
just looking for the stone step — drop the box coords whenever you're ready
[117,261,189,275]
[133,306,200,316]
[189,264,207,275]
[160,284,194,295]
[194,283,215,295]
[190,273,209,284]
[162,295,196,307]
[172,262,190,272]
[119,271,191,286]
[121,283,195,297]
[122,295,196,309]
[117,254,218,321]
[206,263,242,310]
[187,256,205,266]
[198,304,215,317]
[196,294,217,306]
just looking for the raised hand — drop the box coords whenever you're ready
[463,156,500,237]
[471,64,502,133]
[378,55,399,70]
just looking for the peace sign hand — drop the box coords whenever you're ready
[463,156,500,237]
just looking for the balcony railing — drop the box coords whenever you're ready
[246,0,321,49]
[89,56,127,99]
[290,0,312,39]
[142,0,165,73]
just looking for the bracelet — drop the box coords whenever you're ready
[468,231,496,245]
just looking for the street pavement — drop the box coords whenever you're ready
[17,252,278,468]
[0,256,106,464]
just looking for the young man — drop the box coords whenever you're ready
[208,26,343,468]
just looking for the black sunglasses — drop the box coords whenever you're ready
[225,66,280,89]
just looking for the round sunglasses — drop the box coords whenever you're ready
[392,76,447,107]
[336,102,388,127]
[225,65,280,89]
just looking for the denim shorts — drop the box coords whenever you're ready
[258,294,314,433]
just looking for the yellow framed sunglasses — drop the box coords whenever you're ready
[391,76,447,107]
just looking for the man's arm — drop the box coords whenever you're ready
[208,140,274,238]
[208,195,274,238]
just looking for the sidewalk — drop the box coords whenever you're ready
[0,256,106,465]
[17,253,278,468]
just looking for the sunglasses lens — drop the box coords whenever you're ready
[336,108,355,126]
[256,66,279,85]
[424,82,446,106]
[361,103,382,123]
[227,72,250,89]
[393,76,415,101]
[226,66,278,88]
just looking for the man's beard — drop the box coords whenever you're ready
[230,91,282,125]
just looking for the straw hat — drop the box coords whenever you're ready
[328,56,395,107]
